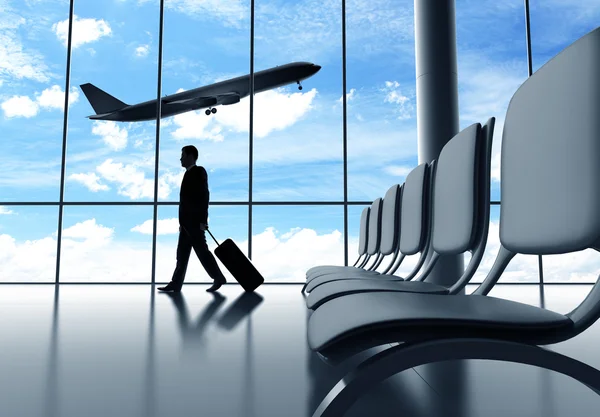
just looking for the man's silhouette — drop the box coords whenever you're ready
[158,145,227,293]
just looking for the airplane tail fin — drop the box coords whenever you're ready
[80,83,128,114]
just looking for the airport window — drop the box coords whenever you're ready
[251,205,345,282]
[65,0,160,203]
[58,205,154,282]
[253,0,343,203]
[1,0,585,284]
[455,0,529,204]
[0,1,69,203]
[156,204,248,284]
[0,205,58,283]
[159,1,250,204]
[346,0,419,203]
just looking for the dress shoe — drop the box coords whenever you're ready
[158,283,181,292]
[206,278,226,293]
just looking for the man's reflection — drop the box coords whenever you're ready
[165,292,226,351]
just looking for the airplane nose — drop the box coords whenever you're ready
[313,64,321,72]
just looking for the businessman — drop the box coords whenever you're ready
[158,145,227,293]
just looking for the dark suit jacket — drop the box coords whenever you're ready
[179,165,209,226]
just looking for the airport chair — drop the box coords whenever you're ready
[306,183,406,284]
[307,26,600,417]
[304,162,435,294]
[305,206,372,280]
[306,118,494,309]
[306,197,385,281]
[302,199,387,293]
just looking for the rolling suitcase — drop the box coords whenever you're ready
[207,229,264,292]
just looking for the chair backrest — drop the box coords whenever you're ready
[431,122,482,254]
[379,184,402,256]
[366,198,383,255]
[399,163,430,255]
[426,119,495,293]
[357,207,370,256]
[476,26,600,337]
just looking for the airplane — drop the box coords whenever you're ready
[80,61,321,122]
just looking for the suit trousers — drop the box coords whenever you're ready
[171,224,226,288]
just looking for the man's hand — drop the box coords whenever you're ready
[200,223,209,231]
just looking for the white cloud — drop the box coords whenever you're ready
[1,95,39,118]
[59,218,114,242]
[0,206,14,215]
[92,121,129,151]
[1,85,79,118]
[338,88,356,103]
[381,81,412,120]
[135,44,149,57]
[1,214,599,283]
[68,172,110,192]
[250,227,346,281]
[36,85,80,109]
[0,7,52,84]
[383,165,412,177]
[94,159,177,200]
[169,87,317,140]
[131,218,179,235]
[53,15,112,49]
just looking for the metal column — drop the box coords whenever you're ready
[414,0,464,289]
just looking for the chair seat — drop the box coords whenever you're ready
[306,265,343,276]
[307,266,379,281]
[306,271,401,292]
[307,292,573,352]
[306,279,449,310]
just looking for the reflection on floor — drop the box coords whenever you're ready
[0,284,598,417]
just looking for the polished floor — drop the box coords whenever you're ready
[1,283,599,417]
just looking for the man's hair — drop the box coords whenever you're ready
[182,145,198,161]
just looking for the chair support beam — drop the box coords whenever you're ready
[311,338,600,417]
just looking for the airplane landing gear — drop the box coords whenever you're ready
[211,108,217,114]
[205,107,217,116]
[297,81,303,91]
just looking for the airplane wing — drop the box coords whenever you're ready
[163,93,240,107]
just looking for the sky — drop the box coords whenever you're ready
[0,0,599,283]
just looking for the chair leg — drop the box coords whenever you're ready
[311,338,600,417]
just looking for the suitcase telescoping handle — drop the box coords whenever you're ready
[206,228,220,246]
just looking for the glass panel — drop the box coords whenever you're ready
[252,0,343,201]
[59,205,153,282]
[530,1,600,73]
[252,205,344,282]
[0,1,69,202]
[159,0,250,202]
[542,251,600,284]
[0,205,58,282]
[470,205,542,284]
[64,1,159,202]
[347,205,368,266]
[156,205,248,284]
[456,1,529,202]
[472,205,501,284]
[346,0,418,202]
